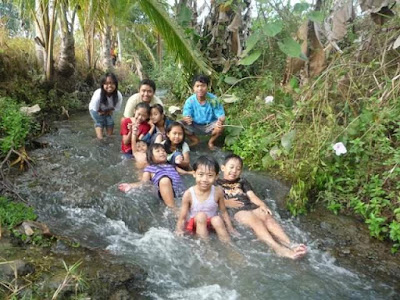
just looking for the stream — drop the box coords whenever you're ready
[14,110,398,299]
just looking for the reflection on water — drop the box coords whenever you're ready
[15,112,396,299]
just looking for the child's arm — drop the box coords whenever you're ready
[247,190,272,215]
[216,187,236,234]
[118,171,151,193]
[122,118,136,145]
[176,166,194,175]
[178,151,190,169]
[131,127,139,152]
[175,190,191,236]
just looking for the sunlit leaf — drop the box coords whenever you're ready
[278,37,308,61]
[281,130,296,151]
[307,11,324,23]
[264,21,283,37]
[221,94,239,103]
[177,5,192,27]
[239,50,261,65]
[293,3,310,13]
[224,76,240,85]
[241,34,260,57]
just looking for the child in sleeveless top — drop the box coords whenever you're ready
[176,156,236,243]
[217,154,307,259]
[119,143,192,208]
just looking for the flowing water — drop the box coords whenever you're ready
[14,111,397,299]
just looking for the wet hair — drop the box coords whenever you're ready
[100,72,119,108]
[192,74,210,87]
[139,79,156,92]
[223,154,243,168]
[193,156,220,174]
[135,102,151,117]
[164,122,185,154]
[146,143,166,165]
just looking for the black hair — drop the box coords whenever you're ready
[192,156,220,174]
[192,74,210,87]
[146,143,166,165]
[223,154,243,168]
[150,104,167,125]
[164,122,185,154]
[139,79,156,92]
[100,72,119,108]
[135,102,151,116]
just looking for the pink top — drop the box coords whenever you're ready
[188,186,218,218]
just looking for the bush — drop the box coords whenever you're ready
[0,97,34,155]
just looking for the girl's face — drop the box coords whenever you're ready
[136,141,147,153]
[139,84,155,103]
[135,108,149,124]
[167,126,184,145]
[194,165,217,191]
[150,108,163,124]
[103,76,116,94]
[152,147,167,164]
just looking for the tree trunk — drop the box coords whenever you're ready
[57,0,76,78]
[45,0,58,81]
[101,25,112,71]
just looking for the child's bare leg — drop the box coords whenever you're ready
[194,212,209,240]
[235,211,305,259]
[95,127,103,139]
[106,127,113,136]
[187,133,200,147]
[159,177,175,208]
[253,208,291,246]
[210,216,231,243]
[208,127,223,150]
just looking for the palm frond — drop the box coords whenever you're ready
[137,0,213,75]
[131,29,156,66]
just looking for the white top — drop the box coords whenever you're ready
[88,88,123,112]
[123,93,163,118]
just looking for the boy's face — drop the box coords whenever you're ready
[193,81,208,99]
[221,159,242,181]
[194,165,217,191]
[139,84,155,103]
[136,141,147,153]
[135,108,149,124]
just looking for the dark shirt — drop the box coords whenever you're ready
[216,177,258,211]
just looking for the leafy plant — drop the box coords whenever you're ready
[0,196,36,229]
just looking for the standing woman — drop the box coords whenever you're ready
[89,72,123,139]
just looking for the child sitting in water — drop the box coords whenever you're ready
[176,156,235,243]
[120,102,151,158]
[162,122,191,170]
[142,104,172,144]
[119,144,192,208]
[130,125,148,169]
[217,154,307,259]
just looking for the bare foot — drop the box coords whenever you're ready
[208,142,217,151]
[276,245,307,260]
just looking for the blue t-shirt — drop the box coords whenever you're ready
[182,92,225,125]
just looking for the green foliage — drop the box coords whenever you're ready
[0,97,33,155]
[0,196,37,229]
[224,23,400,250]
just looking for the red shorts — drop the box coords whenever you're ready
[185,217,212,233]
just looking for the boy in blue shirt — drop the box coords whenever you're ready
[181,75,225,150]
